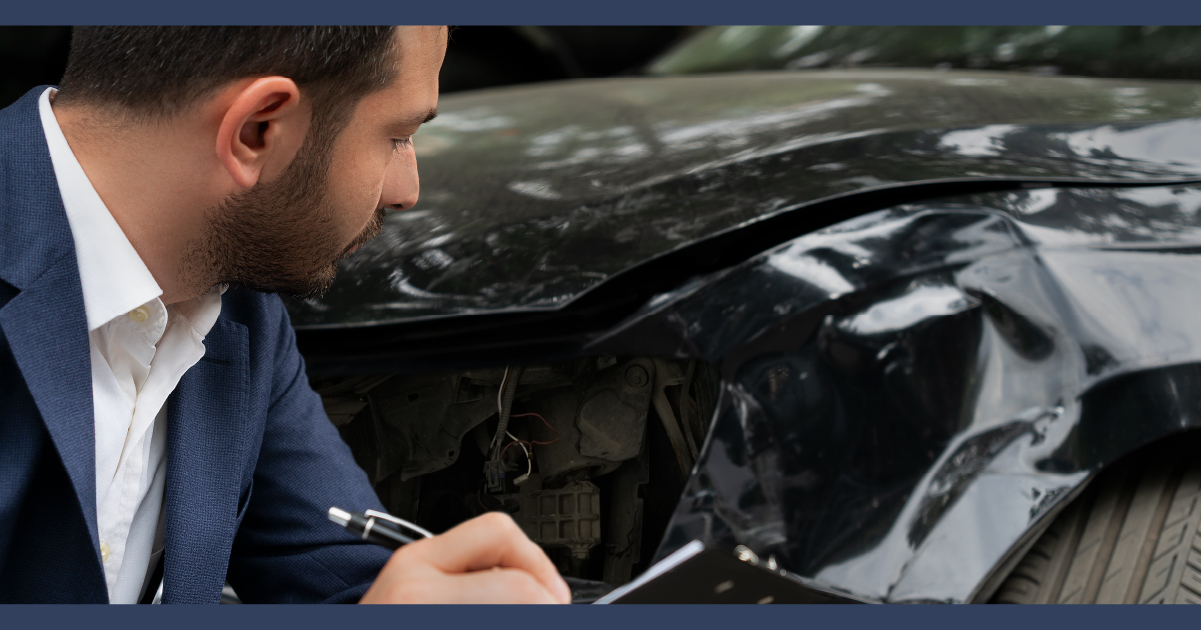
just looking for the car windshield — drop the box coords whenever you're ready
[648,26,1201,80]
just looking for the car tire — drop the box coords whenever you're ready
[991,446,1201,604]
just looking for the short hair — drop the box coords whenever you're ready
[54,26,399,122]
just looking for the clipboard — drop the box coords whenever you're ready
[593,540,869,604]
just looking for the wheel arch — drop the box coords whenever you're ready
[970,364,1201,603]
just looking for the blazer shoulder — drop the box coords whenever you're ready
[0,87,77,290]
[214,288,301,365]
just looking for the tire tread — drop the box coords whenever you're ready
[991,451,1201,605]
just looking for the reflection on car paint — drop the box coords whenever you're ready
[289,72,1201,328]
[288,66,1201,603]
[609,185,1201,602]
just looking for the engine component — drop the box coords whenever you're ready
[488,365,524,460]
[367,373,498,482]
[515,358,655,481]
[603,448,650,584]
[650,358,699,478]
[577,358,655,462]
[483,460,507,494]
[315,374,393,426]
[315,355,721,584]
[523,395,618,481]
[511,478,603,560]
[335,366,576,484]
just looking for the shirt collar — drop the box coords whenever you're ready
[173,285,227,339]
[39,87,164,332]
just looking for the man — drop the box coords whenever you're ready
[0,26,572,604]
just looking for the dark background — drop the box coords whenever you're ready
[0,26,697,109]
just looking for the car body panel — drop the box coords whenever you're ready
[294,68,1201,604]
[596,184,1201,602]
[287,70,1201,328]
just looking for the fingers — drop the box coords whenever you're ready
[409,512,536,571]
[445,568,565,604]
[401,512,571,603]
[363,566,564,604]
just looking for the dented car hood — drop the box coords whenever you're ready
[286,69,1201,328]
[290,69,1201,604]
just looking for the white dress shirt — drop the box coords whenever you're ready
[39,88,225,604]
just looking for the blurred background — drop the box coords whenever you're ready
[5,25,1201,109]
[0,26,698,108]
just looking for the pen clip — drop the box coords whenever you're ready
[364,509,434,539]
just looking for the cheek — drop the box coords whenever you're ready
[328,149,391,230]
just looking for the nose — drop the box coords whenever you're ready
[380,149,419,211]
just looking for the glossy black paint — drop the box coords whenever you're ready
[292,70,1201,603]
[300,182,1201,602]
[287,71,1201,328]
[611,184,1201,603]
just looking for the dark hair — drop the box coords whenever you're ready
[55,26,398,122]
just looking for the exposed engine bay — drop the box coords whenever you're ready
[311,356,720,584]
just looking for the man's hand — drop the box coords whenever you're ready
[359,511,572,604]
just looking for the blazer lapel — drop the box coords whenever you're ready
[0,256,100,561]
[161,315,250,604]
[0,87,102,570]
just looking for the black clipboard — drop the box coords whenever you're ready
[593,540,869,604]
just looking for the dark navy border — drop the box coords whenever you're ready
[6,602,1201,630]
[1,0,1200,25]
[4,1,1199,629]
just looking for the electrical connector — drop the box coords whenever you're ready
[483,460,506,493]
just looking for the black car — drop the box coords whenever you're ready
[288,27,1201,604]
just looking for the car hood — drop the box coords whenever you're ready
[288,69,1201,328]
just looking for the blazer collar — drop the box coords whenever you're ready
[0,86,77,290]
[0,87,101,564]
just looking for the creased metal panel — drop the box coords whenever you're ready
[623,185,1201,603]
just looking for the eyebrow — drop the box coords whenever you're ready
[399,107,438,128]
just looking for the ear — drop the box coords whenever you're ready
[215,77,306,189]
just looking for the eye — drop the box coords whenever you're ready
[392,137,413,151]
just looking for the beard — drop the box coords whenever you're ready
[180,131,385,300]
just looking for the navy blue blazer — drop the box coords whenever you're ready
[0,87,393,603]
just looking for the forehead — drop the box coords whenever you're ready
[392,26,447,87]
[352,26,445,127]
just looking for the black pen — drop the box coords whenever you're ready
[328,507,431,550]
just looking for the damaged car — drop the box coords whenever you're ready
[287,30,1201,603]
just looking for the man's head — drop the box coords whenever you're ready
[53,26,445,300]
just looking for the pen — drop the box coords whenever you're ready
[330,506,598,603]
[327,507,433,550]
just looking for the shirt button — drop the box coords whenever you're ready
[100,540,110,563]
[129,307,149,322]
